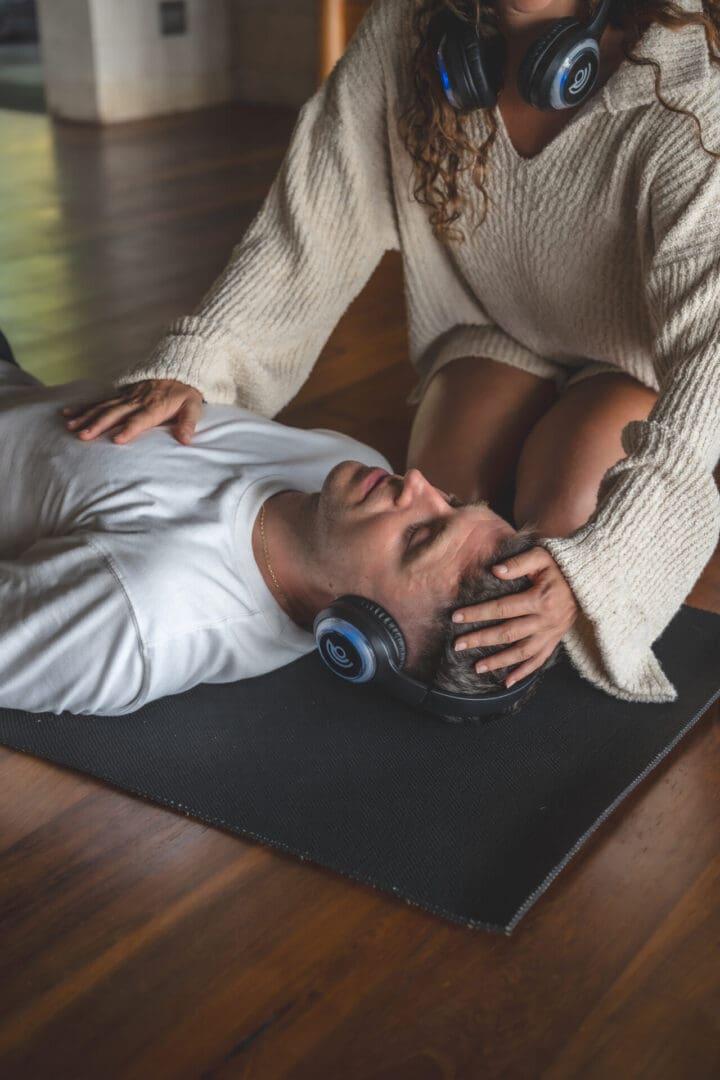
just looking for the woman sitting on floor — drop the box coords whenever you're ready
[63,0,720,704]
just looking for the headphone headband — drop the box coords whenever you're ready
[314,595,540,720]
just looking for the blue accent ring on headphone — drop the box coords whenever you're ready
[437,38,462,110]
[316,616,377,683]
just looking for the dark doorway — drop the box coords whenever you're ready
[0,1,45,113]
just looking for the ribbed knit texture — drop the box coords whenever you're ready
[117,0,720,703]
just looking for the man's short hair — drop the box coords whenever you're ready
[409,525,562,720]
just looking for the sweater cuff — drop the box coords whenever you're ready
[539,421,720,703]
[407,324,562,405]
[115,321,245,408]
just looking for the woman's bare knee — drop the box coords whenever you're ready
[407,355,557,504]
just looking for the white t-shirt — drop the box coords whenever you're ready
[0,361,390,715]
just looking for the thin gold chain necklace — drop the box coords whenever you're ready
[259,500,291,610]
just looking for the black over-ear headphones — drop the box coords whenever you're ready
[437,0,613,112]
[313,595,540,719]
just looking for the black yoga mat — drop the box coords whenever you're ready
[1,604,718,933]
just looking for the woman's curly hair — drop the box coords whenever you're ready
[397,0,720,244]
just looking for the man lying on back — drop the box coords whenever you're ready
[0,356,565,717]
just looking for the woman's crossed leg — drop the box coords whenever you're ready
[513,372,658,537]
[406,355,658,534]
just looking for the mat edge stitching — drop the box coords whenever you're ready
[505,684,720,933]
[0,739,508,936]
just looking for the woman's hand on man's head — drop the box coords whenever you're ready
[62,379,204,445]
[451,546,578,688]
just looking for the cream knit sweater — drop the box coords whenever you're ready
[117,0,720,704]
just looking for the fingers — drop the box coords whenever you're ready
[452,609,558,687]
[62,399,124,427]
[501,644,556,688]
[491,545,554,580]
[501,636,560,687]
[111,407,169,444]
[111,388,203,444]
[452,591,534,626]
[466,634,556,685]
[60,381,205,445]
[67,402,142,440]
[170,393,203,445]
[454,614,540,652]
[452,547,572,627]
[502,655,546,688]
[469,636,542,676]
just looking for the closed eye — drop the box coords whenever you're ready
[404,518,449,558]
[403,492,461,556]
[404,522,430,550]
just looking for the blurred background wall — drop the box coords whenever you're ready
[37,0,236,122]
[0,1,370,121]
[33,0,317,123]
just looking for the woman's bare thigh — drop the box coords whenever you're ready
[514,372,658,537]
[406,356,558,506]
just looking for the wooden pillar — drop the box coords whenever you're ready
[319,0,347,84]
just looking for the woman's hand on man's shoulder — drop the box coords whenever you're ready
[61,378,204,445]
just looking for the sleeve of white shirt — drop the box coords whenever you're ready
[0,535,147,716]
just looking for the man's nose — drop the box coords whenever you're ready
[396,468,446,509]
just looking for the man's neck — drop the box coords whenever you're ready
[251,490,326,630]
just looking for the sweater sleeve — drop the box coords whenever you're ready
[538,132,720,703]
[115,0,400,415]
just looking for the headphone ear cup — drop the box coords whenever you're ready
[313,595,408,685]
[439,21,506,110]
[346,596,407,670]
[517,18,583,109]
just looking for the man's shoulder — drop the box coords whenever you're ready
[89,525,255,644]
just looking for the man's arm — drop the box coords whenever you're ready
[0,536,147,716]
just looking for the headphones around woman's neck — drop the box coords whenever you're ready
[437,0,613,112]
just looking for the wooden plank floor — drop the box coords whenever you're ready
[1,102,719,1080]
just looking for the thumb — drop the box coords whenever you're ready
[172,394,203,445]
[491,545,549,580]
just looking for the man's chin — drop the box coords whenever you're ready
[320,459,364,503]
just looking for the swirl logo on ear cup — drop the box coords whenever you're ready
[551,41,599,109]
[314,617,377,683]
[568,61,592,95]
[320,631,364,679]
